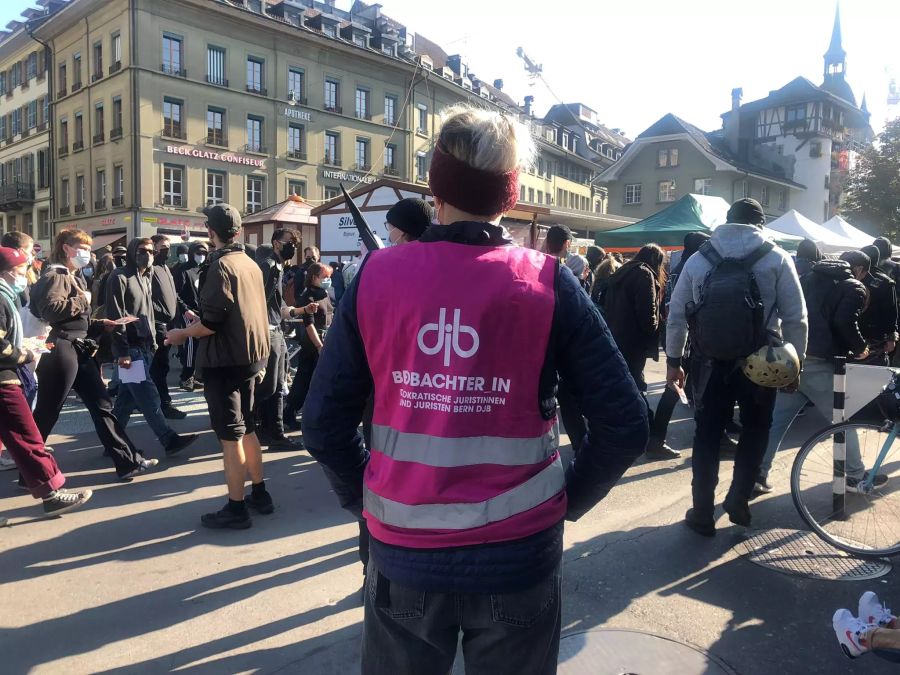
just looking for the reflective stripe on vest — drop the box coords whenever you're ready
[364,455,565,531]
[371,422,559,467]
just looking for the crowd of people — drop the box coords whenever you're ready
[1,100,896,670]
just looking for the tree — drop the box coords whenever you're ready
[843,118,900,239]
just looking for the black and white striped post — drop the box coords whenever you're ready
[833,356,847,518]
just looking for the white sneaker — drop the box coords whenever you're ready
[0,453,17,471]
[833,608,871,659]
[859,591,896,628]
[120,458,159,481]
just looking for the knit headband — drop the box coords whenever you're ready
[428,143,520,217]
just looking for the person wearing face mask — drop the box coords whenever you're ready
[30,230,157,480]
[0,247,93,516]
[175,241,209,391]
[172,244,190,289]
[253,228,307,450]
[105,237,199,458]
[293,245,320,301]
[283,262,332,430]
[385,198,433,246]
[1,231,37,306]
[148,235,194,419]
[112,245,127,268]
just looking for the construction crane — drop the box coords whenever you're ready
[516,47,542,84]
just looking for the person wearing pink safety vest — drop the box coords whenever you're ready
[303,103,648,675]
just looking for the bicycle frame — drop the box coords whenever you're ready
[860,420,900,492]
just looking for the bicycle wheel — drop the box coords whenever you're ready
[791,421,900,557]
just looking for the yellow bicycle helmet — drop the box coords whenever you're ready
[742,342,800,388]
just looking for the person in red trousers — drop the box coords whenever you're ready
[0,246,92,517]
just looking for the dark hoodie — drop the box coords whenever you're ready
[105,238,157,358]
[255,244,287,326]
[177,242,208,313]
[859,244,899,345]
[603,259,660,357]
[802,259,867,359]
[151,249,184,327]
[794,238,823,278]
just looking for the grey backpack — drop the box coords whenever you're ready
[686,241,774,361]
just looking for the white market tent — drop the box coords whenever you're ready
[766,209,857,253]
[822,215,875,248]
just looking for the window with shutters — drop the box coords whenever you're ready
[92,42,103,81]
[26,52,37,79]
[207,46,226,86]
[111,97,122,138]
[75,174,85,212]
[60,177,70,211]
[95,169,106,209]
[58,62,67,94]
[10,61,19,88]
[37,149,49,189]
[0,72,5,96]
[0,116,6,140]
[38,209,49,238]
[94,103,104,143]
[72,53,82,88]
[74,112,83,149]
[111,33,121,70]
[11,108,20,136]
[113,165,124,205]
[27,100,36,128]
[59,119,68,150]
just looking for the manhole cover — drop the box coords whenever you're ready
[558,629,735,674]
[735,528,891,581]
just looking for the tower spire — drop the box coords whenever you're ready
[825,2,845,63]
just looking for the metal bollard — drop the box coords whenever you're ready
[832,356,847,518]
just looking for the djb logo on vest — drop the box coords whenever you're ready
[417,308,479,367]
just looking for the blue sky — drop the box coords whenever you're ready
[3,0,897,138]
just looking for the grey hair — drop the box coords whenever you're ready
[437,103,536,173]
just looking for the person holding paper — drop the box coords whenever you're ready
[30,229,156,480]
[106,238,199,458]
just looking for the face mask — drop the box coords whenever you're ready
[155,248,170,263]
[82,267,94,280]
[178,254,189,264]
[320,277,332,290]
[280,243,296,261]
[194,254,206,265]
[136,250,153,270]
[388,226,405,246]
[71,250,91,269]
[12,275,27,293]
[305,256,315,263]
[114,256,126,268]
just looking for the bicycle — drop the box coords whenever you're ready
[791,419,900,558]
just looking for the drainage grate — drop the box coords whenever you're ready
[735,528,891,581]
[558,629,736,675]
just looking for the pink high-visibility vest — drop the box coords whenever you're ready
[357,239,566,548]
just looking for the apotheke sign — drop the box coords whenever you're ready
[283,106,313,122]
[165,144,265,168]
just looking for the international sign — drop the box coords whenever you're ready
[322,169,376,184]
[165,144,265,168]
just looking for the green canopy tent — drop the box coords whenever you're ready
[596,193,801,251]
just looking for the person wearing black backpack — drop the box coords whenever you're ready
[666,198,808,536]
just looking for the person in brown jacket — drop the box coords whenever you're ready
[166,204,272,529]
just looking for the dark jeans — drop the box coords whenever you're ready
[362,560,561,675]
[285,351,318,416]
[113,347,177,448]
[691,358,776,519]
[150,326,172,405]
[34,337,143,476]
[648,354,693,449]
[255,328,286,435]
[621,347,653,428]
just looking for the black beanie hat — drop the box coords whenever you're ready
[796,238,823,262]
[386,198,433,239]
[861,244,881,267]
[841,250,871,274]
[727,198,766,226]
[683,231,711,257]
